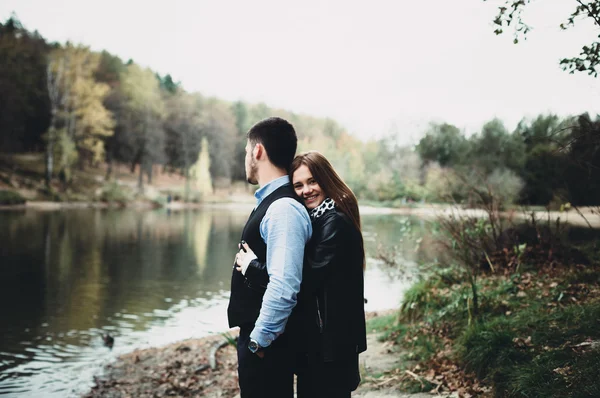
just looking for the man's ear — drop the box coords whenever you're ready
[254,143,264,160]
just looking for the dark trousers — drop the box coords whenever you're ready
[237,326,294,398]
[296,354,360,398]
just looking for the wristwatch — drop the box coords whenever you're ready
[248,338,262,354]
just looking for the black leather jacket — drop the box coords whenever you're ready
[242,206,367,362]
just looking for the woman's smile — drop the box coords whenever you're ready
[293,165,325,209]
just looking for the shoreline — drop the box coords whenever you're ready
[84,330,241,398]
[83,310,398,398]
[2,200,599,227]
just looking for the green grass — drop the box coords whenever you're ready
[574,241,600,266]
[366,313,397,333]
[403,329,445,363]
[456,301,600,397]
[221,331,237,347]
[399,268,480,329]
[384,257,600,397]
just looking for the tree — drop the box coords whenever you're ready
[469,118,525,175]
[230,101,250,181]
[199,99,237,185]
[164,91,203,199]
[424,162,463,202]
[486,0,600,76]
[119,63,166,191]
[45,51,66,187]
[157,73,180,94]
[416,122,470,167]
[563,114,600,206]
[330,132,367,195]
[322,118,344,141]
[94,51,126,180]
[48,43,114,171]
[520,146,565,205]
[94,50,125,87]
[0,15,50,153]
[514,114,567,204]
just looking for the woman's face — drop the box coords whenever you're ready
[292,165,325,210]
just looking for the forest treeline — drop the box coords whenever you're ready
[1,15,598,206]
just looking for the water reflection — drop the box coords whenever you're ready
[0,209,250,396]
[0,208,420,397]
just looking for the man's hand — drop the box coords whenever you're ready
[248,338,265,358]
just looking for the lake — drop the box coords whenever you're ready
[0,207,427,397]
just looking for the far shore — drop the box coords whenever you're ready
[2,199,599,228]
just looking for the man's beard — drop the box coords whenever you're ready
[246,160,258,185]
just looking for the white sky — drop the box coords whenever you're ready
[2,0,599,144]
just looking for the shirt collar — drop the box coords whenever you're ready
[254,175,291,206]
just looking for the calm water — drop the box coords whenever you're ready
[0,208,427,397]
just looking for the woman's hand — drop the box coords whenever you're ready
[235,242,257,274]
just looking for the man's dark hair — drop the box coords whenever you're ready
[247,117,297,171]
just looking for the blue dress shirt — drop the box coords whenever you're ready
[249,175,312,348]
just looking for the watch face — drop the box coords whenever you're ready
[248,340,258,353]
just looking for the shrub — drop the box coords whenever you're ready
[100,182,131,204]
[486,168,524,206]
[0,190,26,205]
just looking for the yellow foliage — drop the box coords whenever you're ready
[48,44,114,163]
[121,63,165,117]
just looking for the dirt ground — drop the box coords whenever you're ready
[84,333,240,398]
[83,310,436,398]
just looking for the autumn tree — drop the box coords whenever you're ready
[45,43,114,184]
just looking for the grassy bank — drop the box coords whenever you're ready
[368,243,600,397]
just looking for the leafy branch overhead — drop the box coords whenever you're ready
[487,0,600,77]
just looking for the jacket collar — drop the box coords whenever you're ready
[310,198,335,220]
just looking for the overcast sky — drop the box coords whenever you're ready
[1,0,599,144]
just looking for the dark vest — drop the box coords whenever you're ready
[227,183,301,328]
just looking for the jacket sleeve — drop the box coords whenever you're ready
[304,213,346,294]
[244,259,269,290]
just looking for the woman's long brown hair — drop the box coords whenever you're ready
[290,151,365,269]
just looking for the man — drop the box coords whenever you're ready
[227,117,312,398]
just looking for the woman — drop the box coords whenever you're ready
[235,151,367,398]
